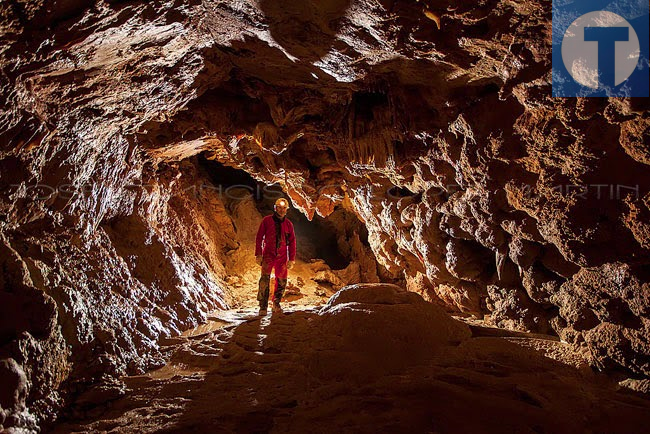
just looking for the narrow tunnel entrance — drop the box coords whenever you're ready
[196,153,384,308]
[198,154,358,270]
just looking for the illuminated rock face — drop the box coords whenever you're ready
[1,0,649,429]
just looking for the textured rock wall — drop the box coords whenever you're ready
[0,152,236,429]
[1,0,650,429]
[2,2,241,428]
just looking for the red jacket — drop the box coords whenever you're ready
[255,214,296,261]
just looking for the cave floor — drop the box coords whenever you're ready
[224,259,342,312]
[50,302,650,434]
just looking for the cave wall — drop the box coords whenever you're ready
[1,0,650,429]
[0,138,236,428]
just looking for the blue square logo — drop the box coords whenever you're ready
[553,0,649,97]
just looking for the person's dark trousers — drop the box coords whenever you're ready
[258,255,289,309]
[273,278,287,304]
[258,276,288,308]
[258,274,271,309]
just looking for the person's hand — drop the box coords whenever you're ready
[287,260,295,270]
[256,255,263,266]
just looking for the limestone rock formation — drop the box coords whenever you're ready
[1,0,649,430]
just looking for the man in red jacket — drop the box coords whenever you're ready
[255,197,296,315]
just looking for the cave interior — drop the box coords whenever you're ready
[1,0,650,432]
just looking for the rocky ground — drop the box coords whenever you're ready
[50,284,650,434]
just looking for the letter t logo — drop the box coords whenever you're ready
[583,26,629,88]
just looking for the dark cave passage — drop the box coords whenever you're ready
[198,153,369,272]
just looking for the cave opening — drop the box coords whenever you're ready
[196,153,382,308]
[199,154,356,269]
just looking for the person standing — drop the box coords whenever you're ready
[255,198,296,315]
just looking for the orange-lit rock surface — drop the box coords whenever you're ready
[51,285,650,433]
[1,0,649,431]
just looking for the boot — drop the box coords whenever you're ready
[258,307,268,316]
